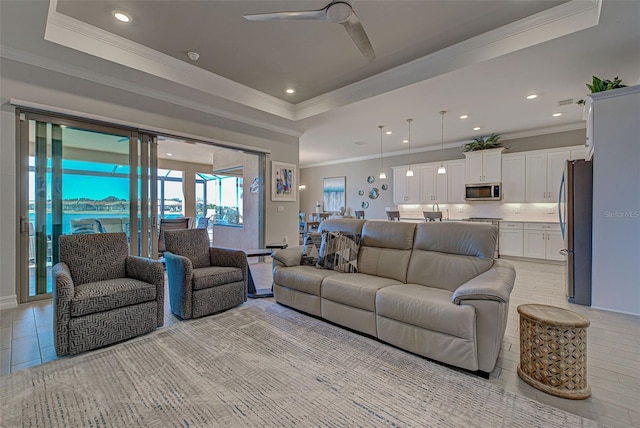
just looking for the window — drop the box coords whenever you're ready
[158,169,184,219]
[196,169,243,226]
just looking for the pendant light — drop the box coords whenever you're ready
[437,111,447,175]
[378,125,386,179]
[406,118,414,177]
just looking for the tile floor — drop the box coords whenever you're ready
[1,259,638,427]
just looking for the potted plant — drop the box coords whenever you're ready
[576,76,627,105]
[463,133,504,152]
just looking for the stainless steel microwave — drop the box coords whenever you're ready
[465,183,501,201]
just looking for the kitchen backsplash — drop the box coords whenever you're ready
[399,202,561,222]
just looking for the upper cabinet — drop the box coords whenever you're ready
[463,148,504,184]
[420,163,447,203]
[525,150,570,202]
[501,154,526,202]
[446,160,466,203]
[392,166,420,204]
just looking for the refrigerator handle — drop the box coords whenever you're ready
[558,171,566,240]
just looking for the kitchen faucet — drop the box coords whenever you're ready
[432,203,440,212]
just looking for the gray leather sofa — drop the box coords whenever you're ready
[272,218,516,375]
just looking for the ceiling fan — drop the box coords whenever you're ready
[243,1,375,62]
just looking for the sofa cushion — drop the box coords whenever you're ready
[356,221,416,283]
[407,222,495,292]
[71,278,157,317]
[301,232,322,266]
[192,266,243,290]
[322,273,401,311]
[376,284,476,340]
[273,265,339,296]
[316,232,360,273]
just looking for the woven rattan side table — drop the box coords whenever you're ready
[517,304,591,399]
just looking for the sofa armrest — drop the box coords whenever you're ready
[52,262,74,356]
[126,256,165,326]
[452,259,516,304]
[271,246,303,267]
[165,251,194,319]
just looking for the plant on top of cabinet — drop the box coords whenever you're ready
[463,133,504,152]
[576,76,627,105]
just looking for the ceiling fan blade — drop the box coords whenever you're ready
[342,13,375,62]
[243,9,326,21]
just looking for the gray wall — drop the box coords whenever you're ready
[0,58,299,308]
[299,129,585,220]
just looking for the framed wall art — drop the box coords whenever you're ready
[323,176,346,213]
[271,161,296,202]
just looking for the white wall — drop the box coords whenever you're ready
[0,59,299,308]
[591,86,640,316]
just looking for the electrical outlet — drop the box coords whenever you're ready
[514,206,521,214]
[547,206,554,214]
[277,205,284,212]
[457,206,463,213]
[283,236,288,243]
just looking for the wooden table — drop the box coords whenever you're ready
[244,243,287,298]
[517,304,591,399]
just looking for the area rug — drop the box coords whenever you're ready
[1,300,603,427]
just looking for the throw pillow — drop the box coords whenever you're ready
[301,232,323,266]
[316,231,361,273]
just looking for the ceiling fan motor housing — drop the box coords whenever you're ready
[326,2,352,23]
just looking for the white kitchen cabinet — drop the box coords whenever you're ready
[523,223,564,260]
[393,166,420,204]
[463,148,503,184]
[546,230,565,261]
[499,222,524,257]
[446,160,466,203]
[419,163,447,203]
[501,154,526,202]
[525,150,570,202]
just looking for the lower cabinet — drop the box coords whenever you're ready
[523,223,565,261]
[499,222,524,257]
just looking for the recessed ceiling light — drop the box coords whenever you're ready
[166,153,173,157]
[113,11,132,23]
[285,88,295,94]
[402,139,409,143]
[385,131,392,135]
[459,114,469,119]
[526,94,538,100]
[473,127,481,131]
[552,113,562,117]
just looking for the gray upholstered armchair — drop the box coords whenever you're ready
[164,228,247,319]
[53,233,164,356]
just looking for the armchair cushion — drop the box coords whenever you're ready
[192,266,244,290]
[70,278,157,317]
[164,228,211,269]
[59,233,128,285]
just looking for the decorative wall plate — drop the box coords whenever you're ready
[369,188,379,199]
[358,190,364,196]
[381,184,388,190]
[367,176,375,184]
[361,201,369,209]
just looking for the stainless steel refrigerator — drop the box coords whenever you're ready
[559,159,593,306]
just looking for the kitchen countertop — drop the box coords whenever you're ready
[500,219,560,224]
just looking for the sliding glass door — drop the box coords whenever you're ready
[17,111,157,303]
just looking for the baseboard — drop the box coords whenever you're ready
[0,294,18,310]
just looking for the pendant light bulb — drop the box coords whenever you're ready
[378,125,386,180]
[406,118,414,177]
[438,111,447,175]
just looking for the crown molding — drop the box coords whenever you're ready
[300,123,586,168]
[294,0,602,120]
[1,46,302,138]
[44,0,296,121]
